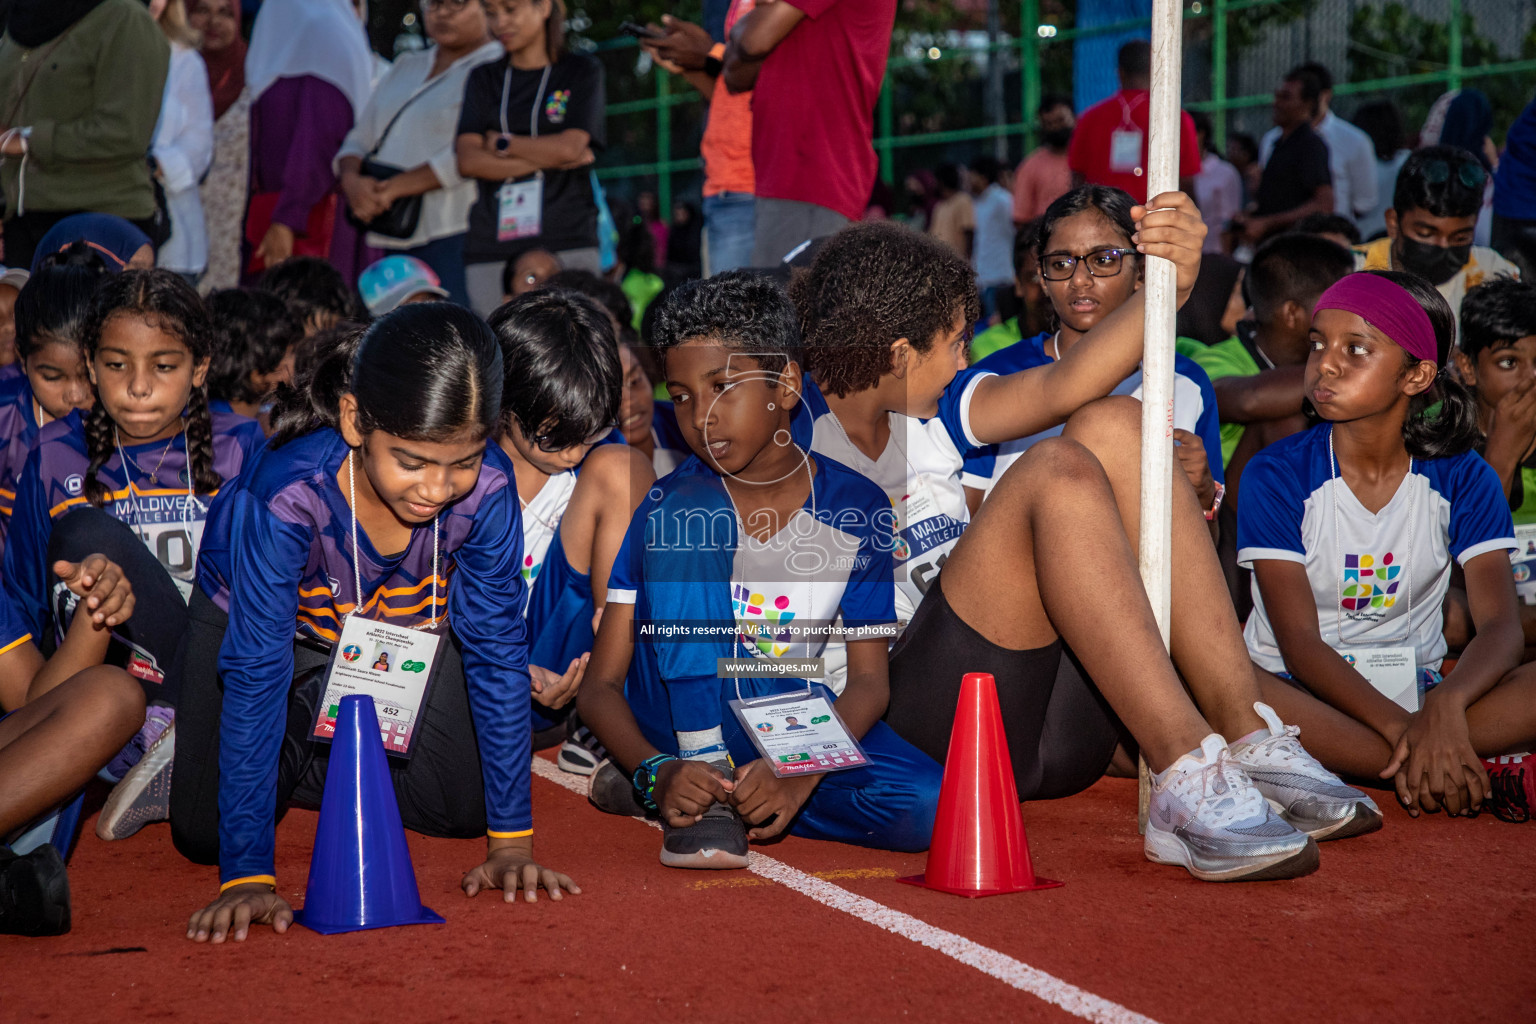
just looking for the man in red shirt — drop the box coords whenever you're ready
[1067,40,1201,204]
[724,0,897,267]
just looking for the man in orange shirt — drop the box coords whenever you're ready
[642,3,758,276]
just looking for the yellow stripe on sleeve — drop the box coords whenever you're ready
[0,632,33,656]
[220,874,277,892]
[487,828,534,840]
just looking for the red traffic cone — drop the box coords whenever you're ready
[899,672,1061,897]
[294,694,445,934]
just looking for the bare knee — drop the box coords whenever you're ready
[1061,394,1142,448]
[983,436,1114,516]
[72,667,146,746]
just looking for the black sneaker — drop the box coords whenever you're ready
[0,845,71,936]
[588,758,648,816]
[659,802,749,870]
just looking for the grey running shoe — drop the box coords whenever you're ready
[1145,734,1319,882]
[660,801,750,870]
[1229,702,1382,841]
[588,758,649,816]
[96,722,175,841]
[558,724,607,776]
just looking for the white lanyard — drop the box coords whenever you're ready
[1329,426,1415,644]
[347,451,440,630]
[500,62,552,142]
[115,426,198,553]
[723,445,817,702]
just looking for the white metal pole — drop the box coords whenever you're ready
[1137,0,1185,832]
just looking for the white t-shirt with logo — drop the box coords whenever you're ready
[1237,423,1515,672]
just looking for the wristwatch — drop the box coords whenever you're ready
[632,754,678,812]
[703,42,725,78]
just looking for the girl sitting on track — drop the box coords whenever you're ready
[2,270,264,841]
[579,272,941,868]
[792,207,1377,883]
[961,186,1224,518]
[0,248,107,545]
[1240,270,1536,822]
[173,302,577,944]
[486,290,653,769]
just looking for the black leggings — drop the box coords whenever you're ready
[885,576,1129,802]
[169,589,490,866]
[47,507,190,706]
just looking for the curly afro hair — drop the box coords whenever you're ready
[791,222,978,398]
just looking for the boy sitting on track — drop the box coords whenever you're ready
[578,272,942,869]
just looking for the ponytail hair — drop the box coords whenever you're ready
[1362,270,1481,460]
[14,244,109,361]
[268,302,502,449]
[78,270,220,505]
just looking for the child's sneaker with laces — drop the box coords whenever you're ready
[1481,754,1534,823]
[96,719,175,841]
[1228,702,1382,841]
[660,801,750,870]
[1146,733,1319,882]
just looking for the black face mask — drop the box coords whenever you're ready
[1395,236,1472,286]
[1041,127,1074,149]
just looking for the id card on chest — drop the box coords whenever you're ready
[728,691,869,778]
[312,616,442,758]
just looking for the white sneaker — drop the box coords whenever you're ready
[96,722,175,841]
[1229,703,1382,841]
[1145,734,1318,882]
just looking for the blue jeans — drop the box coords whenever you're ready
[402,233,469,308]
[703,192,756,277]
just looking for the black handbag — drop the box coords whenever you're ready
[345,74,452,239]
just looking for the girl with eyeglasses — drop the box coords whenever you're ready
[961,186,1225,519]
[488,290,654,772]
[794,204,1376,882]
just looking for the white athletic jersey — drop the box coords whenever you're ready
[519,467,577,594]
[794,369,994,628]
[1237,423,1515,672]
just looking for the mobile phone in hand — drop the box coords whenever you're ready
[619,21,664,40]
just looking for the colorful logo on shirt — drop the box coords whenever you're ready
[1341,552,1401,612]
[342,644,363,662]
[522,554,541,583]
[544,89,571,124]
[64,474,82,496]
[733,585,796,657]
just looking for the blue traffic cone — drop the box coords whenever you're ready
[293,694,444,934]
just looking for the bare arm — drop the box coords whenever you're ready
[1253,558,1409,744]
[966,191,1207,444]
[454,133,544,182]
[1211,365,1306,424]
[723,1,805,94]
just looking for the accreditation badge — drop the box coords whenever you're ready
[312,615,442,758]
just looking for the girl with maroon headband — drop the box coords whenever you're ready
[1239,270,1536,822]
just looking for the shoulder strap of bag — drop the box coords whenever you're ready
[365,67,455,161]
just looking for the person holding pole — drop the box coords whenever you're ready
[790,213,1377,883]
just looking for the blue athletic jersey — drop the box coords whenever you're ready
[1238,423,1515,673]
[0,377,83,544]
[0,362,21,385]
[519,461,593,674]
[960,332,1225,492]
[0,568,32,657]
[606,453,896,756]
[3,410,263,637]
[206,427,531,883]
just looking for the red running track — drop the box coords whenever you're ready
[4,757,1533,1023]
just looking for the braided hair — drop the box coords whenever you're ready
[77,270,221,506]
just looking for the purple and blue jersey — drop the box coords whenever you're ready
[0,376,83,545]
[200,427,532,884]
[2,409,263,638]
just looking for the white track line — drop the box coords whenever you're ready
[530,757,1162,1024]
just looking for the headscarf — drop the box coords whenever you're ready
[1176,254,1244,347]
[1439,89,1494,173]
[199,0,246,121]
[3,0,105,48]
[244,0,373,116]
[31,213,152,273]
[1418,90,1458,148]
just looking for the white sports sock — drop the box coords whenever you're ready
[677,727,727,761]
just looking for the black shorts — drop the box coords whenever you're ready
[886,576,1127,801]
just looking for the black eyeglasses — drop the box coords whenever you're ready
[532,424,614,452]
[1419,158,1487,191]
[1039,247,1136,281]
